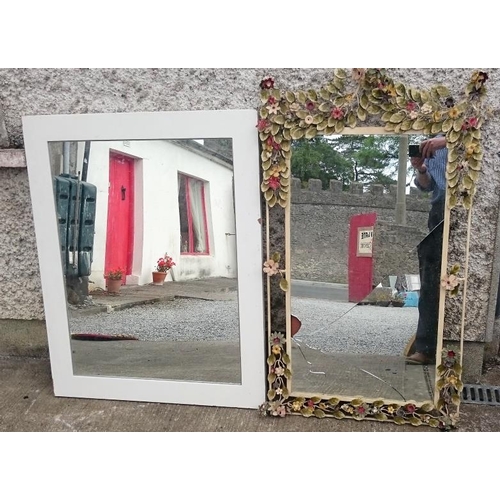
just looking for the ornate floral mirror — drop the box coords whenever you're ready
[258,69,489,428]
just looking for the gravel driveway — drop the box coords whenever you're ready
[69,296,418,357]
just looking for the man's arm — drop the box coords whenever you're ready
[411,156,432,189]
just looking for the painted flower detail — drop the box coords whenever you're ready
[472,71,489,85]
[305,115,314,125]
[406,101,417,112]
[275,387,283,395]
[409,110,418,120]
[386,405,395,414]
[267,96,277,105]
[276,406,287,417]
[447,350,456,358]
[330,107,344,120]
[269,402,286,417]
[275,367,285,377]
[352,68,365,81]
[270,332,285,346]
[267,102,280,114]
[448,107,460,119]
[257,119,270,132]
[263,260,280,276]
[462,117,479,130]
[266,136,281,151]
[291,400,303,412]
[420,103,433,114]
[446,374,459,386]
[445,97,455,108]
[306,399,315,408]
[386,84,397,97]
[343,405,354,414]
[268,176,281,191]
[306,100,315,111]
[272,344,282,355]
[355,405,366,415]
[441,274,461,291]
[405,404,416,414]
[289,102,300,112]
[260,76,275,90]
[465,145,475,157]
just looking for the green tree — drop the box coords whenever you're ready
[291,137,352,189]
[291,135,417,190]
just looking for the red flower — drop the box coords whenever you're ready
[356,406,366,414]
[405,404,416,413]
[306,100,315,111]
[468,117,478,128]
[260,76,275,90]
[267,96,277,105]
[406,101,417,112]
[330,107,344,120]
[307,400,315,408]
[447,350,456,358]
[268,177,281,191]
[257,119,270,132]
[266,136,281,151]
[462,117,479,131]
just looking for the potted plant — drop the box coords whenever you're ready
[152,253,176,285]
[104,268,123,294]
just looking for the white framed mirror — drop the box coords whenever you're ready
[22,109,266,409]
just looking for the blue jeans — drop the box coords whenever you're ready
[414,200,444,356]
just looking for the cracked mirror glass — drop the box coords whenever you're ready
[290,133,444,404]
[49,139,242,383]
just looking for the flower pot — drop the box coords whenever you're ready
[106,278,122,294]
[152,271,167,285]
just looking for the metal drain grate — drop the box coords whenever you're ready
[462,384,500,406]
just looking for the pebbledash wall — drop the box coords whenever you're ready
[1,68,500,381]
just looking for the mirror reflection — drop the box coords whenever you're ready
[290,133,445,403]
[49,138,242,383]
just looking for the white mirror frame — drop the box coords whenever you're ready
[22,109,266,409]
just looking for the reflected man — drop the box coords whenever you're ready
[407,136,447,364]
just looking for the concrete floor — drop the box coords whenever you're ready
[2,277,500,431]
[1,355,499,432]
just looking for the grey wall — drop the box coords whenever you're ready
[290,179,430,283]
[1,68,500,360]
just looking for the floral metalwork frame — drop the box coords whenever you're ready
[258,69,489,429]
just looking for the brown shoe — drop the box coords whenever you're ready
[406,352,435,365]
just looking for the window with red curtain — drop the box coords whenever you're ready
[178,174,210,255]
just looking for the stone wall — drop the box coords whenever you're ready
[291,178,430,283]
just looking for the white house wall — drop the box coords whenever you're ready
[85,139,236,288]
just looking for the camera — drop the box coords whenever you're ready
[409,145,421,158]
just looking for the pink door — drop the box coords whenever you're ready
[105,153,134,283]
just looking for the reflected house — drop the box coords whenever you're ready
[51,139,236,290]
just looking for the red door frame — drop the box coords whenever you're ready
[105,153,135,283]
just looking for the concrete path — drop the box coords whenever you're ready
[0,355,499,431]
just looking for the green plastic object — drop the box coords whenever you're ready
[53,174,97,277]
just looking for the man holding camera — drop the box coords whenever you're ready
[407,135,447,364]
